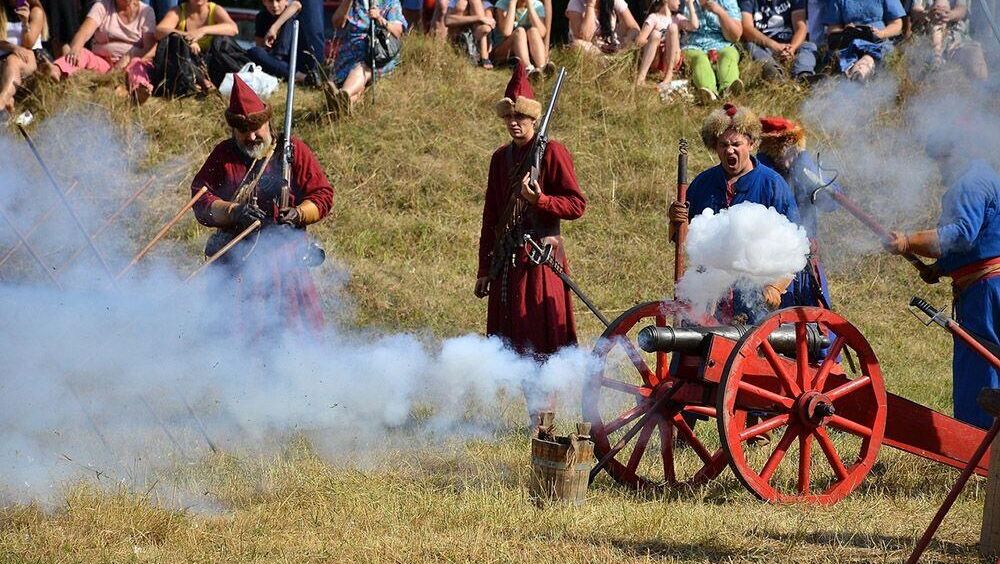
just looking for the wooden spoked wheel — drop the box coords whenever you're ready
[583,301,728,490]
[717,307,887,504]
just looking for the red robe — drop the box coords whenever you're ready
[477,138,587,357]
[191,136,334,336]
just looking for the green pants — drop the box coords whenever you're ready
[683,45,740,95]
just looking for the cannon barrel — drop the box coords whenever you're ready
[637,323,830,357]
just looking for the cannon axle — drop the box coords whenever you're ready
[636,323,830,357]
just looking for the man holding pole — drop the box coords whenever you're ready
[190,76,334,336]
[474,62,587,423]
[886,131,1000,429]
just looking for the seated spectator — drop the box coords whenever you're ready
[324,0,406,115]
[739,0,816,80]
[41,0,82,56]
[491,0,552,76]
[40,0,157,103]
[152,0,243,86]
[149,0,177,21]
[444,0,496,67]
[247,0,306,80]
[635,0,698,94]
[681,0,743,103]
[566,0,640,53]
[823,0,905,81]
[1,0,45,114]
[911,0,987,79]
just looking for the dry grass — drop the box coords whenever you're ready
[1,36,994,562]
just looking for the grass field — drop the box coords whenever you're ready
[1,35,994,562]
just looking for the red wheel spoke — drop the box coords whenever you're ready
[621,339,658,386]
[827,375,872,402]
[760,424,800,483]
[814,427,850,481]
[811,336,846,393]
[797,432,813,495]
[683,405,717,418]
[600,377,648,397]
[604,402,648,435]
[738,414,790,441]
[760,339,801,397]
[626,417,658,473]
[659,419,675,483]
[796,322,811,390]
[673,414,713,465]
[829,414,873,438]
[737,381,795,411]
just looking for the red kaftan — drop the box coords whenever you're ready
[191,136,334,336]
[477,138,587,357]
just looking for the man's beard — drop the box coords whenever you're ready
[235,132,274,161]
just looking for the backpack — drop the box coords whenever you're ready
[205,36,252,86]
[151,33,205,98]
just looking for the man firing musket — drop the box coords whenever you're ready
[190,74,334,337]
[474,61,587,425]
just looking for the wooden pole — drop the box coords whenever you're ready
[184,219,261,283]
[673,138,689,291]
[981,417,1000,559]
[60,177,156,271]
[118,187,208,279]
[0,180,78,271]
[0,204,63,289]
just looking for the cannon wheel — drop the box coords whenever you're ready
[717,307,887,504]
[583,301,729,490]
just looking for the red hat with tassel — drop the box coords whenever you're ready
[758,116,806,159]
[495,61,542,120]
[225,75,272,132]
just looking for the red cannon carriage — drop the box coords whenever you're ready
[583,302,990,504]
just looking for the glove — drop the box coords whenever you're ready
[277,206,302,227]
[232,202,267,230]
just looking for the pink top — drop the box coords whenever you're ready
[644,11,688,32]
[86,0,156,63]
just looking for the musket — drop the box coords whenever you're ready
[673,138,689,292]
[487,67,568,283]
[118,187,208,279]
[280,21,300,211]
[807,168,939,284]
[524,234,610,327]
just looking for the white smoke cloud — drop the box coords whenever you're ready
[0,110,594,507]
[676,202,810,316]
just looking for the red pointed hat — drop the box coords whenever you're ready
[495,61,542,120]
[225,75,272,132]
[758,115,805,158]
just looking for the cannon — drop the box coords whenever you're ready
[583,302,991,504]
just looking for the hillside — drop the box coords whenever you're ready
[0,35,991,562]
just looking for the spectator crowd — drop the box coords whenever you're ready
[0,0,996,117]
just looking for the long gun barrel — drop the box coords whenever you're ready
[637,323,830,357]
[280,20,300,210]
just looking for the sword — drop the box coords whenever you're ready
[523,234,611,328]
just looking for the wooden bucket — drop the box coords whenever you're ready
[529,415,594,506]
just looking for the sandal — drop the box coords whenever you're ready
[478,57,494,70]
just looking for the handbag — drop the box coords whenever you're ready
[370,24,402,69]
[219,62,280,99]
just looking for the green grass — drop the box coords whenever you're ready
[2,36,994,562]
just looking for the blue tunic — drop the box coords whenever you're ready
[687,158,801,322]
[934,160,1000,428]
[758,151,842,309]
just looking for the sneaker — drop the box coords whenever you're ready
[542,61,556,77]
[527,66,542,82]
[721,78,744,98]
[695,86,717,104]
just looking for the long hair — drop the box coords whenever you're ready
[1,0,47,46]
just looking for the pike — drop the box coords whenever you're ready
[0,204,63,289]
[185,219,262,282]
[0,180,78,271]
[119,187,209,279]
[808,168,939,284]
[13,112,118,283]
[61,177,156,272]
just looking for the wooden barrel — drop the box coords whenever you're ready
[529,432,594,506]
[981,390,1000,558]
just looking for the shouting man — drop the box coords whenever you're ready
[191,75,334,337]
[668,103,801,322]
[887,131,1000,429]
[475,62,587,422]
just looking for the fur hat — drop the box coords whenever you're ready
[700,103,762,149]
[225,75,272,132]
[495,61,542,120]
[758,116,806,160]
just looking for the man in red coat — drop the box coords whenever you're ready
[475,62,587,419]
[191,76,334,337]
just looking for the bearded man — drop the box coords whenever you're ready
[887,131,1000,429]
[475,62,587,421]
[668,103,801,322]
[756,115,841,310]
[191,75,334,337]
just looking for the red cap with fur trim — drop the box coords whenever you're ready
[758,116,805,159]
[226,75,272,132]
[495,61,542,120]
